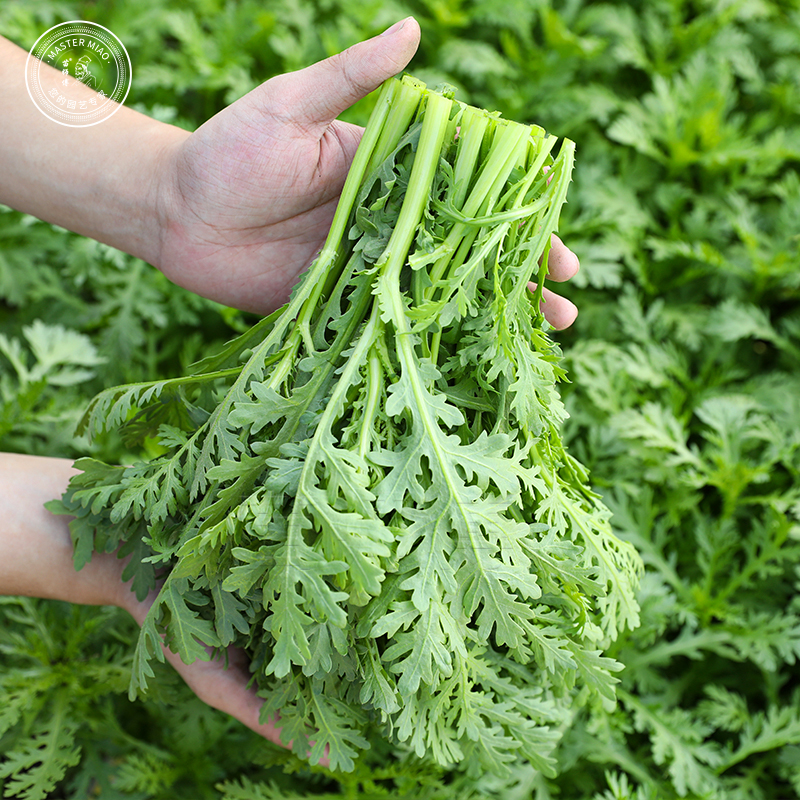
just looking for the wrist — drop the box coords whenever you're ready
[0,453,129,610]
[79,114,189,269]
[151,127,190,274]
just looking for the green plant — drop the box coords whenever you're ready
[2,0,799,797]
[50,74,640,779]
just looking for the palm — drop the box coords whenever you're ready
[122,587,300,754]
[158,101,364,315]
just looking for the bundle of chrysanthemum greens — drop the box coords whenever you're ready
[51,75,641,776]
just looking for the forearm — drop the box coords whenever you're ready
[0,452,127,608]
[0,34,188,267]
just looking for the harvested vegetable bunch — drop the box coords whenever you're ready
[51,75,642,776]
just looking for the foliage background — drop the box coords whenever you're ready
[1,0,799,798]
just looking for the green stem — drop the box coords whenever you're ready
[365,77,424,177]
[358,350,383,461]
[381,91,454,287]
[509,139,575,311]
[425,120,529,294]
[293,78,400,340]
[451,104,490,208]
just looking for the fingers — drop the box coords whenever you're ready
[169,647,285,746]
[528,282,578,330]
[529,234,579,329]
[163,644,331,767]
[261,17,421,132]
[544,234,580,282]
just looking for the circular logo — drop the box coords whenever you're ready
[25,21,131,127]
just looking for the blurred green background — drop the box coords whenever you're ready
[1,1,799,798]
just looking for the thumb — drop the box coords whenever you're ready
[262,17,421,131]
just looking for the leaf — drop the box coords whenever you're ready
[263,539,349,678]
[211,580,251,646]
[160,577,221,664]
[0,701,81,800]
[222,546,275,597]
[307,692,370,772]
[129,603,166,700]
[623,692,723,797]
[382,597,462,695]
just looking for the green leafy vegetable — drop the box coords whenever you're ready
[4,1,799,797]
[50,75,640,775]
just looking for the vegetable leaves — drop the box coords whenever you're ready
[52,75,640,776]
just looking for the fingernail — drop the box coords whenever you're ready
[380,16,412,36]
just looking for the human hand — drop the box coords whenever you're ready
[152,18,580,328]
[153,18,420,316]
[0,453,299,757]
[120,589,304,759]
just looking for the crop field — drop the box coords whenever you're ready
[1,1,799,798]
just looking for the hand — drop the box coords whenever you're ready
[120,589,302,758]
[0,24,578,328]
[0,453,298,756]
[152,18,580,328]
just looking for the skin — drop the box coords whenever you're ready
[0,453,291,751]
[0,16,579,753]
